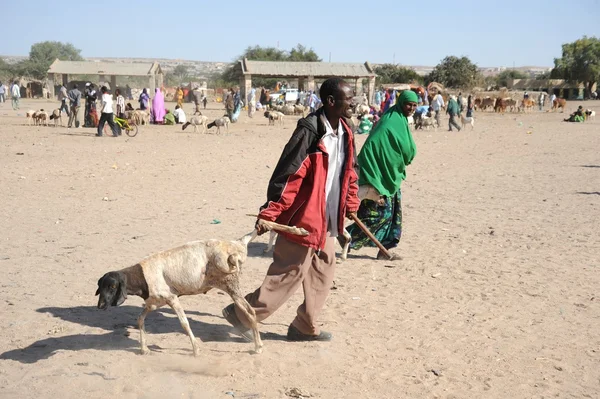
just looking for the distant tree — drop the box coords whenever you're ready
[166,65,190,86]
[0,58,15,81]
[426,56,481,89]
[374,64,422,85]
[535,71,551,80]
[495,69,528,88]
[16,41,84,79]
[552,36,600,98]
[221,44,322,87]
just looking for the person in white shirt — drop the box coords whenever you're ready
[431,92,445,127]
[96,86,118,137]
[0,81,6,104]
[173,105,187,124]
[11,81,21,110]
[115,89,125,118]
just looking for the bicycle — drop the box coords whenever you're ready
[103,114,139,137]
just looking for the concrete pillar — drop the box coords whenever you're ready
[62,74,69,86]
[354,78,363,95]
[240,74,251,104]
[99,75,106,87]
[367,76,376,105]
[157,73,164,90]
[149,76,156,95]
[298,77,305,91]
[48,74,55,99]
[307,76,315,93]
[110,75,117,93]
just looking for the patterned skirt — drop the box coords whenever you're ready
[347,189,402,251]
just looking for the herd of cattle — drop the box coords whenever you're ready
[472,96,567,113]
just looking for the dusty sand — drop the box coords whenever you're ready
[0,99,599,399]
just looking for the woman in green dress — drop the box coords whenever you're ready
[346,90,418,259]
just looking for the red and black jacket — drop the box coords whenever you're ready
[258,108,360,250]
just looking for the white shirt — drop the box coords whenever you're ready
[101,93,113,114]
[173,108,187,124]
[11,84,20,97]
[432,94,444,111]
[322,117,345,237]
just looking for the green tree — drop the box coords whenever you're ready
[19,41,83,79]
[166,65,190,86]
[495,69,528,88]
[374,64,422,84]
[552,36,600,98]
[221,44,322,87]
[426,56,481,89]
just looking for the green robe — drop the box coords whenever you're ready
[357,91,417,197]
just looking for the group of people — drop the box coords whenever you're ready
[563,105,593,123]
[222,77,418,343]
[0,81,23,110]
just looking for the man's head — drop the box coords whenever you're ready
[73,84,78,89]
[101,86,108,94]
[175,105,180,110]
[319,77,354,119]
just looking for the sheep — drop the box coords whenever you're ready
[585,109,595,121]
[25,110,36,126]
[133,110,150,125]
[293,104,307,117]
[182,115,208,133]
[206,116,230,134]
[95,219,309,356]
[264,111,284,126]
[49,109,63,127]
[355,104,370,117]
[281,105,295,115]
[34,110,49,126]
[421,116,438,130]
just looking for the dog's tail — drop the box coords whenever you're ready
[182,122,190,130]
[207,121,216,129]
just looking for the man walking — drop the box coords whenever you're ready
[447,95,461,132]
[432,91,445,127]
[67,84,82,128]
[96,86,118,137]
[58,84,69,116]
[0,81,6,104]
[538,91,546,111]
[222,78,360,342]
[10,81,20,110]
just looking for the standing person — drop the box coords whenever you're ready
[115,89,125,118]
[151,88,166,124]
[58,84,69,116]
[346,90,418,259]
[247,88,256,118]
[225,88,234,120]
[139,88,149,110]
[466,94,474,118]
[10,81,20,110]
[457,92,464,115]
[222,78,360,342]
[432,91,445,127]
[0,81,6,104]
[192,89,201,115]
[96,86,118,137]
[308,91,319,113]
[374,89,382,107]
[230,88,242,122]
[446,95,461,132]
[176,87,184,108]
[67,84,82,128]
[202,95,208,109]
[125,84,133,100]
[538,91,546,111]
[84,83,98,127]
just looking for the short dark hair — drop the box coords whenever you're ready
[101,86,108,93]
[73,84,78,89]
[319,77,347,102]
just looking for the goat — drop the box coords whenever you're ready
[34,110,49,126]
[206,116,230,134]
[355,104,370,118]
[95,219,309,356]
[49,109,63,127]
[182,115,208,133]
[293,104,307,117]
[264,111,284,126]
[25,110,36,126]
[133,110,150,125]
[421,115,438,130]
[460,114,475,130]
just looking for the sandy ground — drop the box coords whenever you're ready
[0,98,599,399]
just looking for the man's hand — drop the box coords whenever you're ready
[255,219,270,236]
[346,211,357,220]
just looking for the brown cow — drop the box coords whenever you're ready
[504,98,518,112]
[520,99,535,112]
[474,98,482,110]
[481,97,495,111]
[494,97,506,113]
[552,98,567,112]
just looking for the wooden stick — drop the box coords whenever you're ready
[246,214,309,236]
[348,213,394,260]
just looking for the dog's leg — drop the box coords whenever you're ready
[167,297,201,356]
[264,231,277,253]
[229,290,263,354]
[138,303,154,355]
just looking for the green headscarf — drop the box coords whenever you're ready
[357,90,418,197]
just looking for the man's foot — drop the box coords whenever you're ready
[95,133,102,137]
[222,303,254,342]
[287,324,332,342]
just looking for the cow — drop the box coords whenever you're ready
[520,99,535,113]
[480,97,495,111]
[552,98,567,113]
[474,98,482,110]
[504,98,518,112]
[494,97,506,113]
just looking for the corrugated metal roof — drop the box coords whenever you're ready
[47,59,162,76]
[241,59,375,78]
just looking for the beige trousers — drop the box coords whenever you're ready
[236,233,336,335]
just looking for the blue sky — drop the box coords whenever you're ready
[3,0,599,67]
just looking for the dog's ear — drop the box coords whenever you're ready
[227,253,242,273]
[113,273,127,306]
[95,275,104,296]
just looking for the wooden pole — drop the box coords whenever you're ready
[348,213,394,260]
